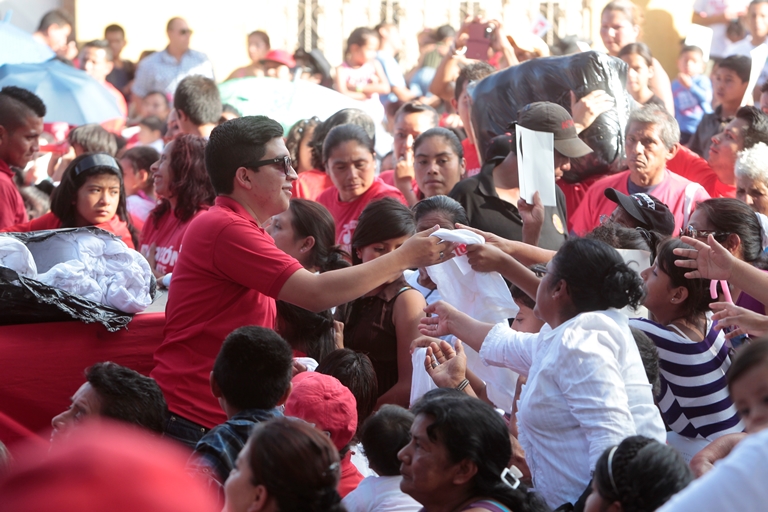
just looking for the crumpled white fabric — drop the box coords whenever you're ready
[32,231,153,313]
[410,229,520,412]
[0,236,37,278]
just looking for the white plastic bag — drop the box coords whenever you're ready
[0,236,37,278]
[410,229,520,412]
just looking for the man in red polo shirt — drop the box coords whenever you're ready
[153,115,450,447]
[0,86,45,229]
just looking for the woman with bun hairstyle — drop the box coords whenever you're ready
[585,435,693,512]
[630,238,744,461]
[223,417,345,512]
[140,134,215,283]
[2,153,137,248]
[418,238,666,508]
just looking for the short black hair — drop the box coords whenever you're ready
[735,105,768,149]
[104,24,125,38]
[173,75,223,127]
[728,338,768,392]
[85,362,167,434]
[510,283,535,309]
[205,115,284,194]
[679,45,703,57]
[139,116,165,133]
[454,61,495,102]
[37,9,72,32]
[316,348,378,437]
[716,54,752,83]
[360,405,414,476]
[351,197,415,265]
[0,86,46,131]
[120,145,160,175]
[212,326,293,411]
[435,25,456,41]
[81,39,114,61]
[144,90,170,107]
[68,124,118,156]
[394,101,440,127]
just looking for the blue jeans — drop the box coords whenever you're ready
[163,412,210,449]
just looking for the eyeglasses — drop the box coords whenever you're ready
[246,155,295,177]
[679,225,730,241]
[179,28,193,36]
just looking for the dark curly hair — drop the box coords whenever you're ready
[248,417,345,512]
[150,134,215,223]
[592,435,693,512]
[550,238,645,312]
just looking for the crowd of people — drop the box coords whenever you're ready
[4,1,768,511]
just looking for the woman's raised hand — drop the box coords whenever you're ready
[466,243,509,273]
[711,302,768,339]
[399,225,456,268]
[674,235,736,281]
[424,339,468,389]
[419,300,464,338]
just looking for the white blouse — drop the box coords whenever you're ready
[479,309,666,508]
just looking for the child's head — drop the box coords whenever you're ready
[138,116,164,145]
[316,348,378,437]
[141,91,171,121]
[677,45,704,76]
[728,340,768,433]
[276,302,337,362]
[412,127,466,198]
[247,30,271,63]
[68,124,117,156]
[360,405,414,476]
[119,145,159,197]
[510,283,545,333]
[712,55,751,107]
[283,372,358,452]
[747,0,768,40]
[211,326,293,414]
[452,61,495,133]
[351,197,415,265]
[51,153,128,228]
[346,27,379,66]
[618,42,654,98]
[412,194,468,232]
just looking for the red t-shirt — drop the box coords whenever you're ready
[557,175,604,232]
[1,211,135,249]
[152,196,304,428]
[569,170,711,236]
[668,146,736,198]
[293,169,334,201]
[461,139,482,177]
[0,160,28,229]
[316,178,407,254]
[338,451,363,498]
[139,207,207,275]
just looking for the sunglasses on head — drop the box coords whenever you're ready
[679,225,730,242]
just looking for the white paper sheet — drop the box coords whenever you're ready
[516,125,556,207]
[684,24,714,62]
[744,44,768,106]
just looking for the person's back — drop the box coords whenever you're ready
[188,326,293,495]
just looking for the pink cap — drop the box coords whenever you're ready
[284,372,357,451]
[262,49,296,68]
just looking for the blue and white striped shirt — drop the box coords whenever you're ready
[630,315,744,441]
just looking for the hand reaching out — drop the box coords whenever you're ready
[570,90,615,133]
[424,339,468,389]
[711,302,768,339]
[419,300,464,338]
[466,243,509,273]
[674,235,736,280]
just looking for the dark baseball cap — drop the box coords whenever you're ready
[516,102,593,159]
[604,188,676,235]
[485,132,514,164]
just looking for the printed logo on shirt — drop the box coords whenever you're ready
[339,219,358,247]
[140,243,179,274]
[552,213,564,235]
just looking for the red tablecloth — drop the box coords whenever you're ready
[0,313,165,449]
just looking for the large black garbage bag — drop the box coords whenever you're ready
[0,227,156,332]
[469,51,633,180]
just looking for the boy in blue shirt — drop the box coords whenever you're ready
[672,45,712,145]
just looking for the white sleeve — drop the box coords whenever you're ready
[658,429,768,511]
[478,322,538,376]
[558,324,637,470]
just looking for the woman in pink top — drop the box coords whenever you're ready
[140,134,215,285]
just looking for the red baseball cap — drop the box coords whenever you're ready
[284,372,357,451]
[262,49,296,68]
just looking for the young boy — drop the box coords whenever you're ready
[137,116,164,152]
[342,405,421,512]
[187,326,293,498]
[687,54,751,159]
[672,46,713,145]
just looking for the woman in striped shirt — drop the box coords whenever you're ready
[631,238,744,462]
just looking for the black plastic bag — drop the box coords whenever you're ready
[469,51,633,180]
[0,227,156,332]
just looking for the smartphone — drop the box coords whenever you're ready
[465,22,492,61]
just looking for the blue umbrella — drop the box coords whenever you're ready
[0,60,123,125]
[0,18,55,65]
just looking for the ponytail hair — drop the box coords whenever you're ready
[289,199,349,272]
[410,389,549,512]
[276,301,337,362]
[654,238,714,320]
[551,238,645,311]
[593,436,693,512]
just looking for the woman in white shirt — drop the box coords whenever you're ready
[419,238,666,509]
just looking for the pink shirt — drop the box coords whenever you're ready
[570,170,710,236]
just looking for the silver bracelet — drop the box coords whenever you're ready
[456,378,470,392]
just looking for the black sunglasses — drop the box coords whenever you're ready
[246,155,294,177]
[679,225,730,241]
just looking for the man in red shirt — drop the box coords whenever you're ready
[154,115,450,447]
[570,104,710,236]
[0,86,45,229]
[79,40,127,133]
[668,106,768,198]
